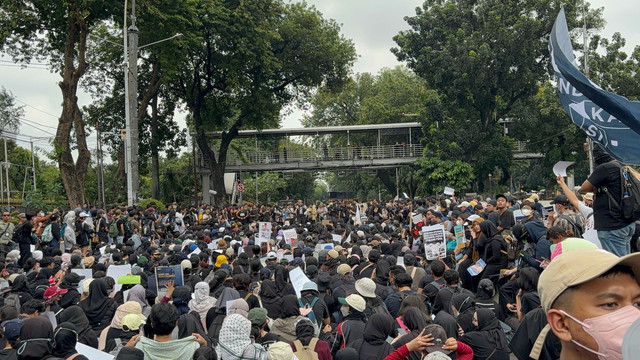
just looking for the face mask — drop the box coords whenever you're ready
[340,306,350,317]
[560,305,640,360]
[521,209,532,217]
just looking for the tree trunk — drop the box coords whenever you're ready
[57,5,91,207]
[116,145,125,181]
[150,95,160,199]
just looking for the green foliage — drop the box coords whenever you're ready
[414,157,475,196]
[0,87,23,134]
[22,190,46,212]
[242,172,287,205]
[138,198,166,211]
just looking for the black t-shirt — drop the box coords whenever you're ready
[588,161,634,230]
[520,292,541,316]
[498,209,515,231]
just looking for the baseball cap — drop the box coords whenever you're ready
[327,249,339,259]
[1,319,24,340]
[355,278,376,298]
[583,192,594,201]
[457,201,470,208]
[17,213,26,218]
[486,199,497,207]
[266,251,277,260]
[337,264,352,276]
[62,272,85,285]
[495,194,507,201]
[338,294,366,313]
[422,352,452,360]
[43,286,68,300]
[423,324,452,354]
[122,314,146,332]
[530,248,640,359]
[550,194,570,206]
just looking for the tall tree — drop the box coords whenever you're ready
[167,0,356,204]
[0,0,119,206]
[392,0,603,189]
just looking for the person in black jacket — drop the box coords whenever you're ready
[16,213,34,268]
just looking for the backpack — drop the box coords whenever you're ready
[108,220,119,238]
[5,293,21,313]
[41,224,54,243]
[559,214,584,238]
[502,234,520,262]
[429,280,446,291]
[292,338,320,360]
[602,164,640,222]
[11,224,23,244]
[499,320,515,343]
[299,297,320,334]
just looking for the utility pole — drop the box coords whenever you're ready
[29,139,36,191]
[3,138,9,206]
[124,0,139,206]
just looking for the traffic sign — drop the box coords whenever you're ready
[236,182,245,192]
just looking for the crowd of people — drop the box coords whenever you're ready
[0,147,638,360]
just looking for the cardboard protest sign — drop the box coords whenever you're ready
[421,224,447,260]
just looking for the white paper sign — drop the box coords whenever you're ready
[289,266,311,298]
[553,161,574,177]
[421,224,447,260]
[412,213,423,225]
[316,243,334,252]
[396,257,405,268]
[106,264,132,293]
[513,209,525,222]
[283,229,297,244]
[30,245,35,252]
[208,239,220,250]
[43,311,57,328]
[259,222,272,243]
[444,187,455,196]
[76,342,114,360]
[331,234,342,243]
[189,247,201,256]
[72,269,93,294]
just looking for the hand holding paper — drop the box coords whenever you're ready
[552,161,574,177]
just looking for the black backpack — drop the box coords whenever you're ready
[559,214,584,238]
[11,223,23,244]
[603,165,640,222]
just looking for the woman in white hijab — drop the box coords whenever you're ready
[216,314,267,360]
[63,211,76,252]
[188,281,217,330]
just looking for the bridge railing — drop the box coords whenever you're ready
[196,144,424,168]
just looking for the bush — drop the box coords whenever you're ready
[138,198,166,211]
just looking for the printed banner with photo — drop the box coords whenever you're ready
[421,224,446,260]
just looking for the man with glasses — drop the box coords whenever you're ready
[0,211,14,258]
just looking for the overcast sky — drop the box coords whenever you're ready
[1,0,638,153]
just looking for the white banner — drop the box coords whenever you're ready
[258,222,272,243]
[289,266,311,298]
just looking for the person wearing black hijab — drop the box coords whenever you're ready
[115,347,145,360]
[460,308,509,360]
[78,278,118,332]
[16,316,53,360]
[56,305,99,349]
[259,279,282,319]
[474,278,498,316]
[348,313,396,360]
[29,268,55,296]
[50,322,89,360]
[170,286,191,316]
[372,260,392,300]
[478,221,508,285]
[270,294,304,343]
[58,273,82,309]
[335,347,359,360]
[451,293,476,334]
[392,307,429,360]
[10,275,33,307]
[273,265,295,296]
[291,318,332,360]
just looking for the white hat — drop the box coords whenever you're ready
[457,201,471,208]
[339,294,366,313]
[355,278,377,298]
[32,251,43,261]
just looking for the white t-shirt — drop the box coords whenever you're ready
[577,202,594,231]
